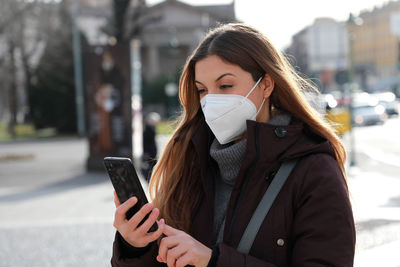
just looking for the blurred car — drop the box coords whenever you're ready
[352,105,387,126]
[352,93,387,126]
[372,92,399,116]
[323,89,355,109]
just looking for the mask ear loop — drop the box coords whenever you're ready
[245,76,265,115]
[256,98,266,115]
[245,76,263,98]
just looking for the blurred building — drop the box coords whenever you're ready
[287,18,348,92]
[308,18,348,75]
[76,0,235,81]
[286,28,308,76]
[140,0,235,80]
[349,0,400,92]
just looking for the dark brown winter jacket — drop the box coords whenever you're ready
[111,116,356,267]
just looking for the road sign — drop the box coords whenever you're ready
[326,107,351,135]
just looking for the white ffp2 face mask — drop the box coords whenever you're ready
[200,77,265,144]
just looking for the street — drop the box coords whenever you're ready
[0,117,399,266]
[345,118,400,267]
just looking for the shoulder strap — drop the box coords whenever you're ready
[237,158,298,254]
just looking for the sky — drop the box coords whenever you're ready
[148,0,392,50]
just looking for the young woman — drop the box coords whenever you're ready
[111,23,356,267]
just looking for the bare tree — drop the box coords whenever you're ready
[112,0,132,42]
[0,0,24,137]
[108,0,158,42]
[0,0,56,137]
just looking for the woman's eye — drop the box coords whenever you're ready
[197,89,206,94]
[220,84,233,89]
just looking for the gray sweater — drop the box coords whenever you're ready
[209,114,291,244]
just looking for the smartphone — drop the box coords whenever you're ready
[104,157,158,232]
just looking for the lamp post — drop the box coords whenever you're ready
[165,82,178,118]
[165,27,179,119]
[347,13,363,167]
[131,39,143,161]
[71,3,86,137]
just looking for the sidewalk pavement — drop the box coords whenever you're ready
[348,166,400,267]
[0,137,399,266]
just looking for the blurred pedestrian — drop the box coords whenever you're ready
[142,112,160,182]
[95,51,125,154]
[111,23,355,267]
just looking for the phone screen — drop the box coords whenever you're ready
[104,157,157,232]
[110,160,143,203]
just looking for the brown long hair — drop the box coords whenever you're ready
[149,23,346,232]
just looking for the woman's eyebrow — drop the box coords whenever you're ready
[195,73,236,85]
[194,80,205,86]
[216,73,235,82]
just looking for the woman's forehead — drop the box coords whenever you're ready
[194,55,243,80]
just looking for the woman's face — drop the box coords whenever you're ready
[194,55,271,122]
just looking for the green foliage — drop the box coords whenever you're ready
[0,122,58,142]
[142,75,170,105]
[142,71,181,106]
[156,120,177,135]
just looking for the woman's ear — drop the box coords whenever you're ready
[261,74,274,98]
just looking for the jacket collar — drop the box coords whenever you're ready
[191,116,334,168]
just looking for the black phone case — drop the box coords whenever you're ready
[104,157,158,232]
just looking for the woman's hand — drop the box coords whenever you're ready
[113,191,165,248]
[157,224,212,267]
